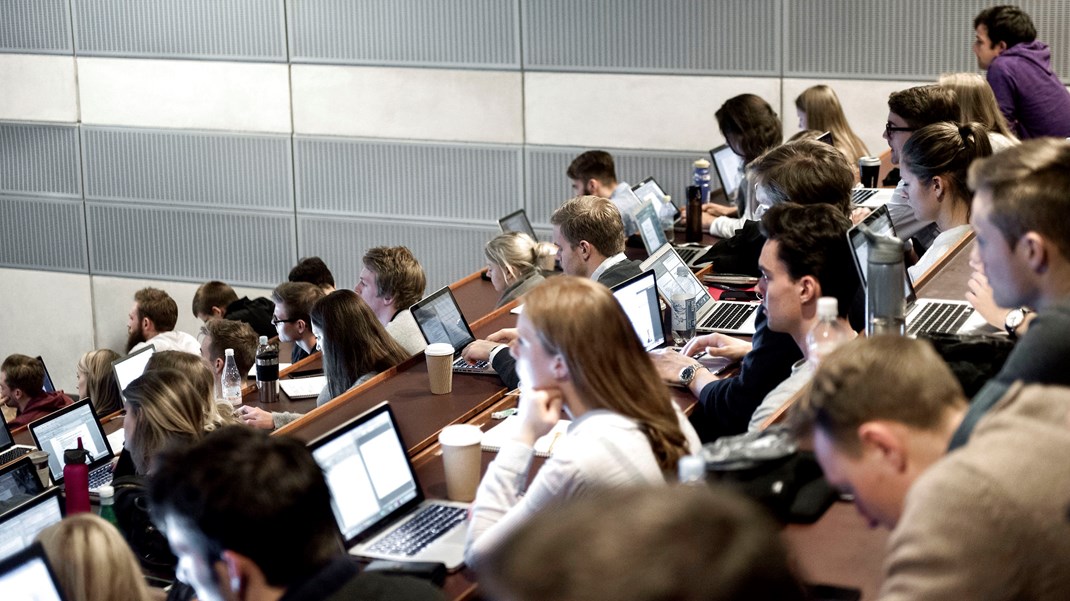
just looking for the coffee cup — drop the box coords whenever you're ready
[425,343,455,395]
[859,156,881,188]
[28,450,50,488]
[438,424,483,502]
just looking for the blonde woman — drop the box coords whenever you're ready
[939,72,1020,152]
[485,232,553,307]
[122,368,207,475]
[464,277,701,567]
[146,350,237,432]
[37,514,153,601]
[76,349,121,416]
[795,85,870,176]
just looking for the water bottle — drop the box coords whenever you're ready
[685,185,703,243]
[806,297,853,368]
[98,485,119,527]
[864,227,907,336]
[63,438,91,515]
[678,454,706,485]
[255,336,280,404]
[692,159,711,204]
[221,348,243,407]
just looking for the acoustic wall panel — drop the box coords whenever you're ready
[85,203,295,287]
[523,0,780,75]
[72,0,287,61]
[0,195,88,272]
[295,137,522,222]
[82,127,293,211]
[0,0,72,54]
[288,0,519,68]
[0,122,81,198]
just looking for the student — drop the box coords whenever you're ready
[550,195,642,287]
[484,231,551,308]
[355,246,428,356]
[271,281,325,364]
[149,427,445,601]
[566,150,641,236]
[37,514,153,601]
[198,318,258,398]
[464,277,701,567]
[75,349,121,416]
[126,287,200,355]
[191,280,276,338]
[793,335,1070,600]
[147,350,237,432]
[973,5,1070,139]
[795,84,870,177]
[1,354,70,428]
[288,255,336,293]
[900,122,993,282]
[938,72,1019,151]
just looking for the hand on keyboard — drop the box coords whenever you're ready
[682,333,751,362]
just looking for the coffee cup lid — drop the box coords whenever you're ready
[439,424,482,446]
[425,343,455,356]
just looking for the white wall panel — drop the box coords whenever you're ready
[78,58,291,132]
[291,65,523,144]
[524,72,780,151]
[0,55,77,122]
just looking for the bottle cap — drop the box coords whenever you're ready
[259,336,268,345]
[225,348,235,356]
[693,159,710,169]
[678,454,706,482]
[63,447,89,465]
[817,297,838,319]
[98,485,114,499]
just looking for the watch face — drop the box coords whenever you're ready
[679,365,696,383]
[1006,309,1024,330]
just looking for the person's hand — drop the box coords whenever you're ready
[850,206,872,225]
[461,339,502,364]
[236,406,275,431]
[486,328,518,346]
[965,269,1010,329]
[649,348,699,381]
[703,203,738,217]
[515,388,564,445]
[682,333,751,362]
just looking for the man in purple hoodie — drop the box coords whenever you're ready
[973,5,1070,139]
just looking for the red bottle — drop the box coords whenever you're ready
[63,437,91,514]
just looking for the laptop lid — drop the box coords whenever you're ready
[0,417,28,457]
[28,400,114,485]
[709,144,744,198]
[111,344,155,402]
[817,131,833,145]
[634,200,670,255]
[35,357,55,394]
[611,270,666,352]
[0,457,46,516]
[0,492,63,563]
[410,287,477,358]
[639,244,715,319]
[497,209,537,240]
[631,177,674,209]
[0,541,68,600]
[846,204,914,301]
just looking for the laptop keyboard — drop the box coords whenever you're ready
[453,357,490,373]
[699,302,756,331]
[88,464,113,490]
[367,503,466,557]
[0,446,31,465]
[908,302,972,336]
[851,189,878,204]
[674,246,702,263]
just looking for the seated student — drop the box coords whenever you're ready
[355,246,428,356]
[198,318,258,398]
[238,290,409,430]
[464,277,701,567]
[37,514,153,601]
[76,349,121,416]
[938,72,1020,152]
[567,150,642,236]
[271,281,324,364]
[795,84,870,179]
[288,255,336,293]
[126,287,200,355]
[481,486,807,601]
[793,335,1070,600]
[191,280,276,339]
[484,231,552,308]
[149,427,445,601]
[901,122,992,282]
[1,354,70,428]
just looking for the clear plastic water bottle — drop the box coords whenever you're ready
[806,297,853,368]
[222,348,243,407]
[692,159,711,204]
[678,454,706,485]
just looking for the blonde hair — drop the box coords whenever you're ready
[37,514,153,601]
[123,368,207,474]
[77,349,121,416]
[484,232,554,281]
[146,350,237,431]
[938,72,1018,141]
[522,277,690,472]
[795,85,870,166]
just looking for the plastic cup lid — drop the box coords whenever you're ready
[425,343,455,356]
[439,424,482,446]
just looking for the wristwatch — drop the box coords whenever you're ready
[678,363,706,386]
[1004,307,1030,339]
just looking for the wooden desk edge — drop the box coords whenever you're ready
[912,230,975,292]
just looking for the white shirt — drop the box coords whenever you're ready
[131,330,200,355]
[748,359,814,432]
[386,309,427,356]
[589,253,628,283]
[908,224,971,283]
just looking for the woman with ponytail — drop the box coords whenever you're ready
[484,231,554,307]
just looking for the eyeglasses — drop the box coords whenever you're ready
[884,122,918,136]
[271,316,298,326]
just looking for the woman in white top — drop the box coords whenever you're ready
[464,276,701,568]
[901,122,993,282]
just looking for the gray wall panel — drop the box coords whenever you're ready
[0,0,72,53]
[524,0,780,75]
[0,123,81,199]
[86,203,294,286]
[288,0,519,67]
[82,127,293,211]
[72,0,287,61]
[295,138,522,222]
[0,195,88,272]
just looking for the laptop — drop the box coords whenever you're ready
[36,357,56,394]
[817,131,833,145]
[0,540,68,599]
[640,244,759,336]
[0,419,36,468]
[0,457,47,516]
[308,402,469,571]
[631,176,679,213]
[634,199,710,267]
[410,287,497,374]
[611,271,667,352]
[28,400,115,493]
[497,209,538,240]
[848,205,986,336]
[709,144,744,199]
[112,344,155,401]
[0,491,63,563]
[850,187,896,207]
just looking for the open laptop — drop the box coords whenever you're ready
[28,400,115,493]
[410,287,496,374]
[611,271,667,352]
[632,176,680,213]
[0,540,68,599]
[850,186,896,207]
[112,344,155,401]
[0,491,63,563]
[709,144,744,199]
[308,402,469,571]
[0,419,36,468]
[848,205,986,336]
[497,209,538,240]
[36,357,56,394]
[0,457,47,516]
[640,244,759,336]
[634,199,711,267]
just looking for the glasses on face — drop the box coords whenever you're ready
[271,316,298,326]
[884,122,917,136]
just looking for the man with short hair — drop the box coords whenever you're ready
[794,335,1070,600]
[288,256,336,293]
[199,319,258,398]
[149,427,445,601]
[192,280,275,339]
[973,5,1070,139]
[567,150,641,236]
[550,195,642,287]
[1,354,70,428]
[355,246,427,356]
[271,282,324,364]
[127,288,200,355]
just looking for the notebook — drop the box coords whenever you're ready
[0,540,68,599]
[633,199,710,267]
[28,400,115,493]
[308,402,469,571]
[0,418,36,468]
[0,491,63,563]
[709,144,744,199]
[641,244,759,336]
[0,457,46,516]
[497,209,538,240]
[111,344,155,402]
[278,375,328,400]
[410,287,496,374]
[848,205,986,336]
[36,357,56,394]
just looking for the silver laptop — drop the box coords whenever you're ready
[640,244,759,336]
[28,400,115,494]
[112,344,155,402]
[634,199,711,267]
[0,490,63,562]
[308,402,469,571]
[497,209,538,240]
[0,539,68,599]
[611,271,668,352]
[848,205,986,336]
[709,144,744,199]
[0,419,36,468]
[0,456,47,516]
[850,187,896,207]
[411,287,496,374]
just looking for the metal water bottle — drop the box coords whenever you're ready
[256,336,280,404]
[685,185,703,243]
[63,438,91,515]
[864,226,907,336]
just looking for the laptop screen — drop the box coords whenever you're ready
[497,209,537,240]
[709,144,744,197]
[29,401,113,483]
[0,541,67,599]
[112,344,155,400]
[36,357,55,394]
[634,200,669,255]
[611,271,665,352]
[640,245,714,311]
[0,458,46,516]
[309,404,421,546]
[632,177,673,209]
[0,492,63,562]
[411,287,476,355]
[847,205,913,300]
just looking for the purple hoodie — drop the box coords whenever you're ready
[986,40,1070,139]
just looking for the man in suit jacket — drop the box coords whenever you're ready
[551,195,642,287]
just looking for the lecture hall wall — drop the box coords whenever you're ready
[2,0,1068,393]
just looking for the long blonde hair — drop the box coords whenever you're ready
[37,514,152,601]
[146,350,237,431]
[123,368,206,474]
[77,349,121,416]
[522,277,690,472]
[795,85,870,166]
[938,72,1018,141]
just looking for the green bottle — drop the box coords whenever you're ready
[98,485,119,527]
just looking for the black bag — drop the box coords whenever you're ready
[918,332,1014,397]
[112,475,177,582]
